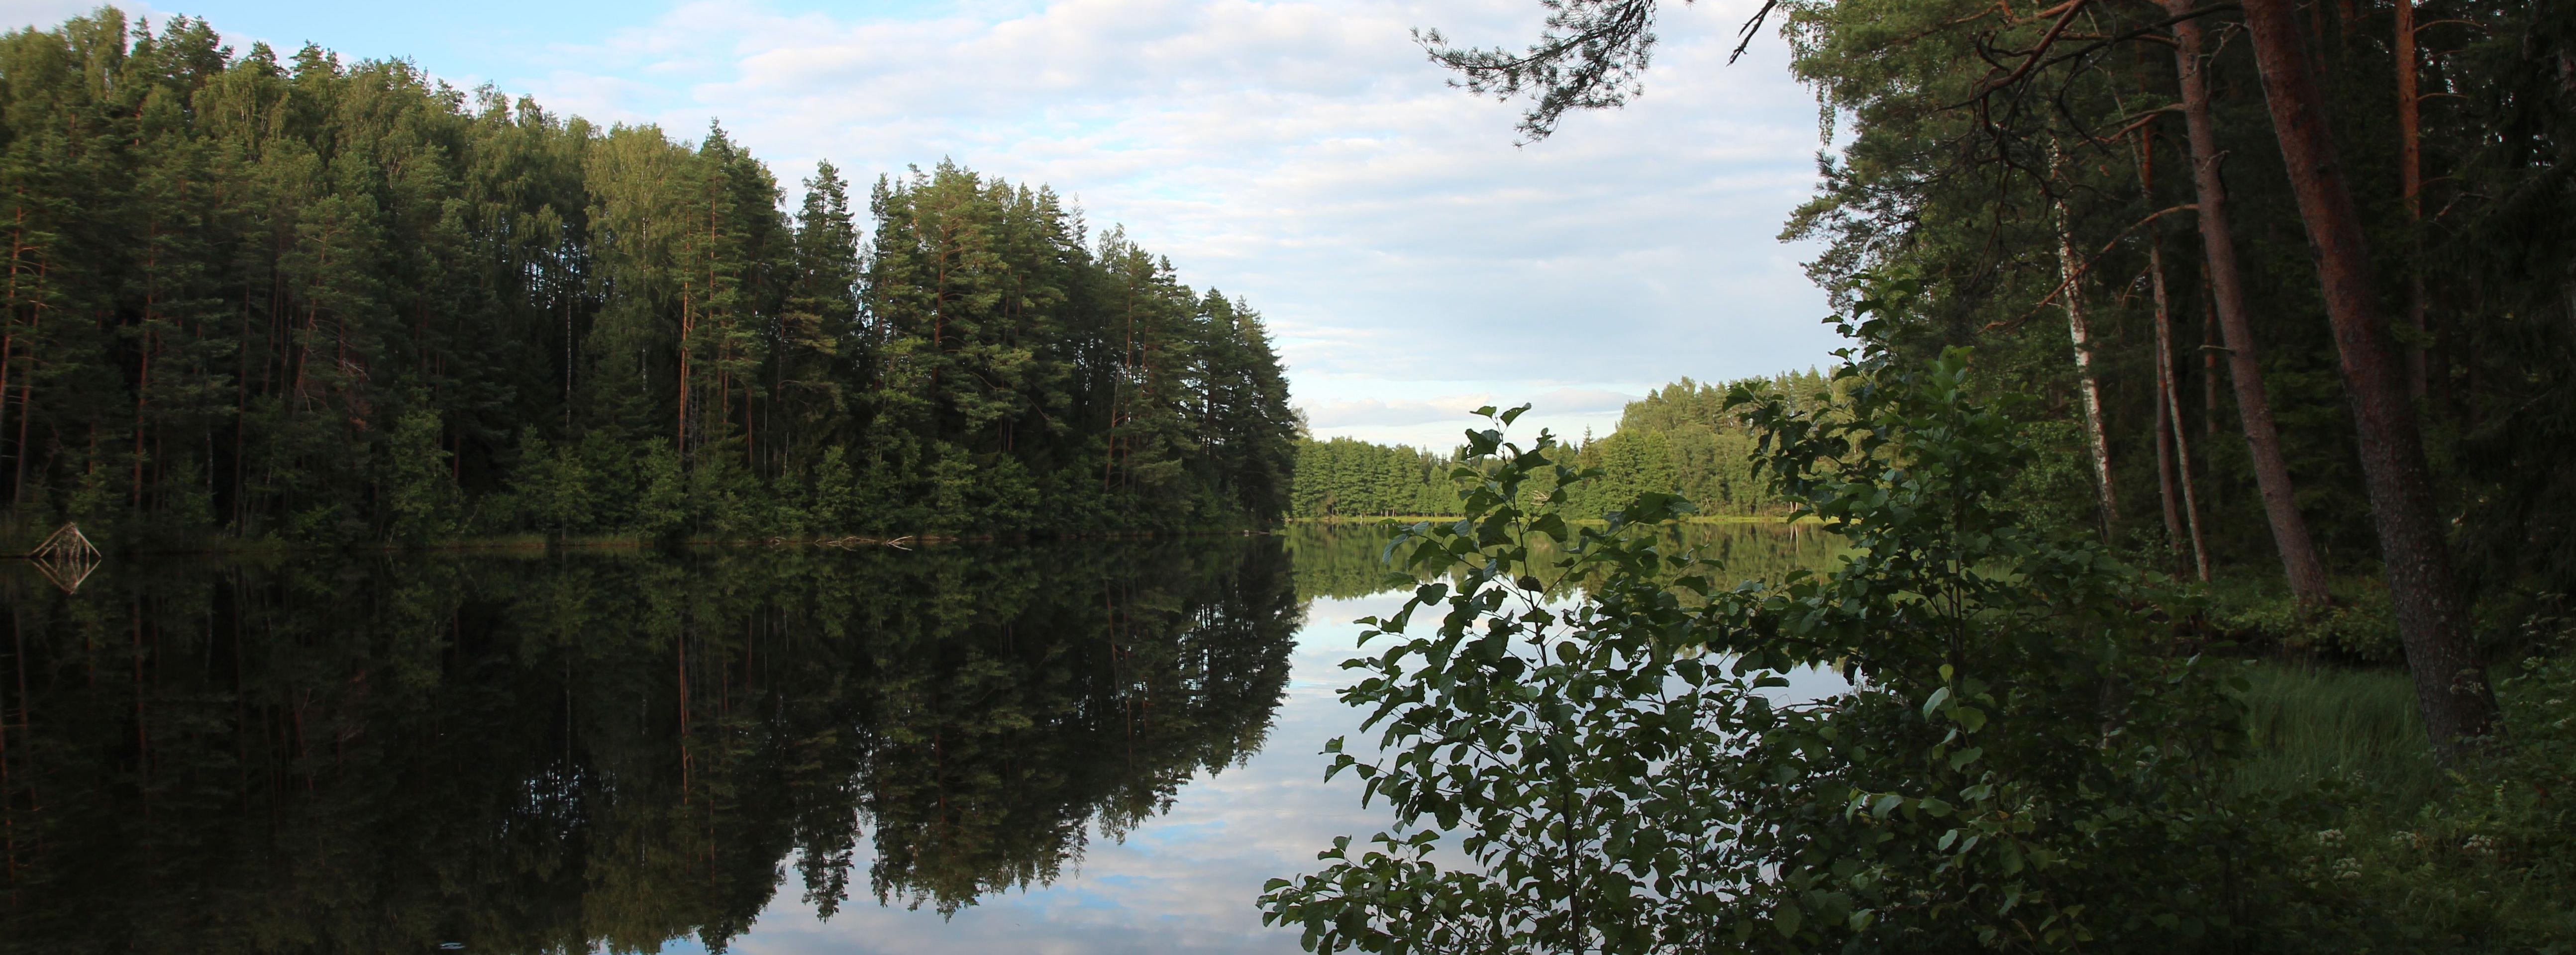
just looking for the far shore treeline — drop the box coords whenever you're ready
[0,10,1298,548]
[1291,371,1836,520]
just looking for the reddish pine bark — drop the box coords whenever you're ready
[2161,0,2333,606]
[2395,0,2429,400]
[2240,0,2498,755]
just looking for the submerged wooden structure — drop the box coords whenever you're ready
[20,522,101,593]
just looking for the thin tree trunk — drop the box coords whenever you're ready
[2163,0,2334,605]
[563,278,573,432]
[679,284,694,456]
[2137,131,2206,579]
[135,220,159,510]
[1,203,21,514]
[13,303,37,510]
[2396,0,2429,401]
[2241,0,2498,756]
[2051,142,2118,540]
[2155,342,2183,561]
[2200,293,2220,522]
[2149,234,2211,582]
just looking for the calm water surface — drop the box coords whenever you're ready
[0,523,1842,954]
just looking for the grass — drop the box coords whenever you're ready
[2230,662,2442,811]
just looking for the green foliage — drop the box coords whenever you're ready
[380,407,461,543]
[1290,438,1463,518]
[1757,0,2576,604]
[0,10,1299,547]
[1289,374,1831,522]
[2261,651,2576,951]
[1262,303,2283,951]
[636,442,689,539]
[508,432,595,535]
[2230,664,2438,812]
[2208,577,2406,665]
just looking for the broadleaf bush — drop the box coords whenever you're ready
[1260,286,2297,952]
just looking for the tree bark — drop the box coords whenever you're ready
[2155,337,2182,558]
[2240,0,2498,756]
[2050,142,2118,541]
[2149,237,2211,582]
[2395,0,2429,401]
[2138,130,2210,581]
[2162,0,2334,606]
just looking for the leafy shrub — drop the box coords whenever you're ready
[2266,651,2576,951]
[2208,577,2404,664]
[1260,294,2290,952]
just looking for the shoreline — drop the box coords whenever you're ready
[68,526,1284,559]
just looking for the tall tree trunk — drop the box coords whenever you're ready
[2395,0,2429,401]
[12,304,38,511]
[1,204,22,514]
[2050,142,2117,540]
[2162,0,2334,606]
[2240,0,2498,756]
[2154,339,2183,558]
[2138,131,2210,580]
[678,284,694,456]
[2149,235,2212,582]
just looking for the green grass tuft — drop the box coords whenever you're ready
[2230,663,2440,811]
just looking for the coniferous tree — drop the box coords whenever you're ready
[0,10,1300,544]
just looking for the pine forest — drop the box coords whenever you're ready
[0,11,1299,548]
[1290,372,1836,519]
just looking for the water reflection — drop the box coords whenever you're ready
[1286,519,1850,601]
[0,522,1842,954]
[0,540,1297,953]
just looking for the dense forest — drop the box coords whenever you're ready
[1289,371,1832,519]
[1749,0,2576,632]
[0,540,1298,951]
[1403,0,2576,665]
[0,9,1299,548]
[1257,2,2576,951]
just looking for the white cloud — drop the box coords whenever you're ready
[1301,386,1635,430]
[500,0,1843,447]
[2,0,168,33]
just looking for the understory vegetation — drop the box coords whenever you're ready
[1258,0,2576,945]
[1263,311,2576,952]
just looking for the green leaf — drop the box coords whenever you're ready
[1951,706,1987,733]
[1921,686,1952,719]
[1774,900,1803,938]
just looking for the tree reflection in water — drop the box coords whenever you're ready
[0,539,1298,954]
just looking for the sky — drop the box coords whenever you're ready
[667,585,1849,954]
[2,0,1846,450]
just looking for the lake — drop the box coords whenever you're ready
[0,522,1844,954]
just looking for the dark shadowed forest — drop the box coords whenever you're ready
[0,539,1299,952]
